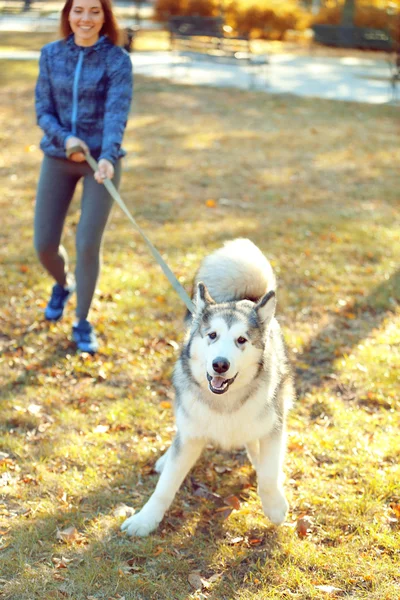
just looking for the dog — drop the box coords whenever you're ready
[121,238,295,536]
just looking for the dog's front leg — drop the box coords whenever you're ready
[121,435,204,537]
[257,426,288,526]
[245,439,260,469]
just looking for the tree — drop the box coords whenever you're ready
[341,0,355,26]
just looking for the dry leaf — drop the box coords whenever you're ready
[27,403,42,415]
[97,369,107,381]
[56,526,79,543]
[205,199,217,208]
[160,401,171,409]
[314,585,343,595]
[224,495,241,510]
[167,339,179,350]
[214,465,231,474]
[188,572,204,590]
[113,503,135,518]
[296,515,314,538]
[227,536,244,545]
[191,478,222,503]
[93,424,109,434]
[390,503,400,519]
[215,506,233,519]
[52,556,71,569]
[248,537,263,546]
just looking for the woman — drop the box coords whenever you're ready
[34,0,133,353]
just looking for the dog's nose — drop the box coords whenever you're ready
[212,357,230,374]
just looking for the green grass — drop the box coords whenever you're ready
[0,48,399,600]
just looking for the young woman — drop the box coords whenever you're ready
[34,0,133,353]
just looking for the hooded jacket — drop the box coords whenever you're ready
[35,34,133,164]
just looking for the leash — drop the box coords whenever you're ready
[66,146,195,314]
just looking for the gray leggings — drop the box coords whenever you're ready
[34,155,121,321]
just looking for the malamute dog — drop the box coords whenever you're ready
[121,239,294,536]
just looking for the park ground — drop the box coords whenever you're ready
[0,31,399,600]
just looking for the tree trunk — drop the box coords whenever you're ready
[341,0,355,26]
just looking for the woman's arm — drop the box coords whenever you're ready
[35,47,72,149]
[100,49,133,165]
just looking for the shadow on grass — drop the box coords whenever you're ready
[2,445,283,600]
[2,271,398,599]
[296,269,400,394]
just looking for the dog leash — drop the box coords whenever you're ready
[67,146,195,314]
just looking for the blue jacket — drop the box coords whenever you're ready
[35,35,133,164]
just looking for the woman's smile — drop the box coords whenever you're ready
[69,0,104,46]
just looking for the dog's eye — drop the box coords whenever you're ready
[208,332,217,340]
[237,336,247,345]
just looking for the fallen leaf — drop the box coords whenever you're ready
[167,339,179,350]
[97,368,107,381]
[296,515,314,538]
[188,572,204,590]
[205,199,217,208]
[191,478,222,503]
[214,465,231,474]
[390,503,400,519]
[127,557,143,569]
[113,503,135,518]
[52,556,71,569]
[160,401,171,409]
[314,584,343,595]
[224,495,241,510]
[215,506,233,519]
[56,526,80,543]
[227,536,244,545]
[248,537,264,546]
[93,424,109,434]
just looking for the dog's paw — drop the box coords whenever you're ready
[120,511,160,537]
[260,488,288,526]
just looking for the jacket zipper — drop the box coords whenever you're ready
[71,50,84,135]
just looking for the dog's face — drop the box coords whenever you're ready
[189,284,276,396]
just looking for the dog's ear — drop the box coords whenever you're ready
[195,282,215,313]
[255,290,276,325]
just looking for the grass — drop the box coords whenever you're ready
[0,35,399,600]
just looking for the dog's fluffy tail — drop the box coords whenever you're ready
[194,238,276,304]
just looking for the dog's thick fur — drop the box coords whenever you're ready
[121,239,295,536]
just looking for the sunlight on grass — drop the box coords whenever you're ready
[0,44,399,600]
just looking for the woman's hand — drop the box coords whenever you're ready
[94,159,114,184]
[65,136,88,162]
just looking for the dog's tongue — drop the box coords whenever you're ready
[211,377,226,389]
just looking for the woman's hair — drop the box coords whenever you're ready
[60,0,121,45]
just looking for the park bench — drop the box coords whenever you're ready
[312,24,394,51]
[167,15,269,88]
[312,24,399,100]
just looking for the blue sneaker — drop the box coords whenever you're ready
[72,320,99,354]
[45,283,75,321]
